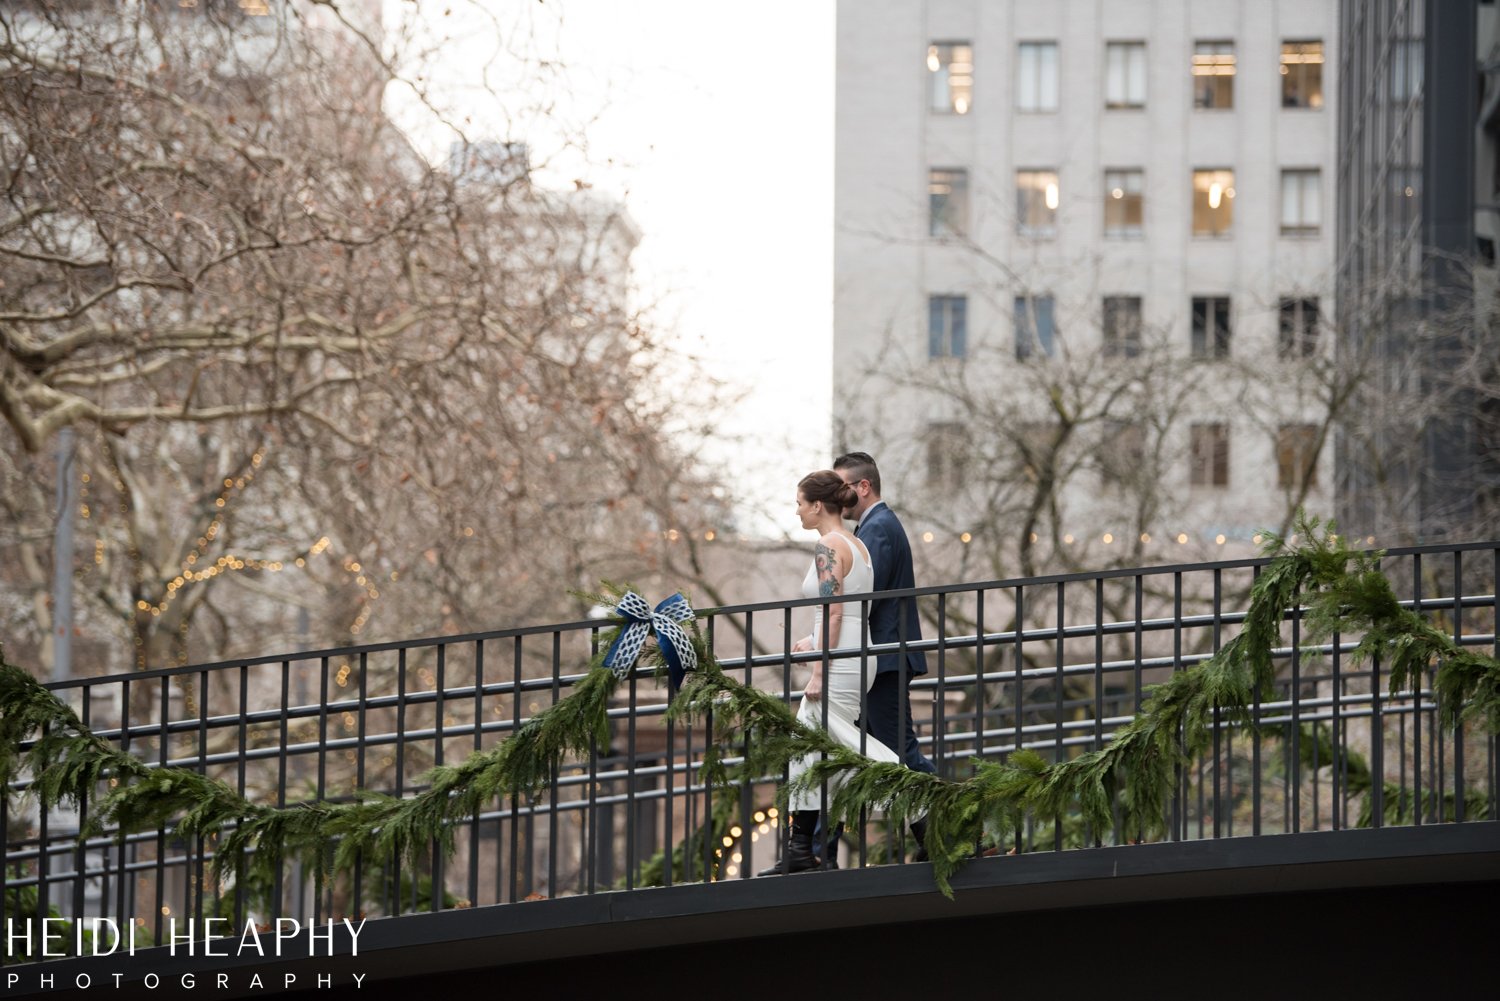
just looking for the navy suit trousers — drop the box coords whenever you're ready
[865,670,936,774]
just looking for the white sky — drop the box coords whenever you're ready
[384,1,836,537]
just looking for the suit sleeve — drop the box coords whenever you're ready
[862,517,896,592]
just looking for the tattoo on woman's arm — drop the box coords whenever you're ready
[815,542,841,597]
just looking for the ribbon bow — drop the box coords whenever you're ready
[602,591,698,689]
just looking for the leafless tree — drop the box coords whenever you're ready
[0,1,731,677]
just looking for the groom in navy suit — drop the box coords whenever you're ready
[834,451,935,858]
[833,452,936,775]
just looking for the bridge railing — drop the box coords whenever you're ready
[3,542,1496,955]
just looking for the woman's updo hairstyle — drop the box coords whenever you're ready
[799,470,856,516]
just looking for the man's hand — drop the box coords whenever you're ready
[792,636,813,654]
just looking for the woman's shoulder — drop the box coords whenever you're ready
[816,531,854,560]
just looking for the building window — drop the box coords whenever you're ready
[928,295,968,359]
[1105,42,1147,109]
[1390,39,1423,101]
[1190,423,1230,487]
[1098,420,1146,488]
[1014,294,1056,360]
[1277,424,1320,489]
[1016,169,1059,237]
[928,42,974,114]
[1281,40,1323,108]
[1280,169,1321,236]
[1192,41,1235,108]
[929,167,969,237]
[1102,296,1142,358]
[1017,41,1059,112]
[1192,168,1234,236]
[926,422,966,490]
[1191,297,1231,359]
[1104,169,1144,237]
[1278,297,1320,357]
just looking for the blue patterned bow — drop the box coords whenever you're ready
[602,591,698,689]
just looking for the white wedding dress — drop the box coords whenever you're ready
[788,533,900,812]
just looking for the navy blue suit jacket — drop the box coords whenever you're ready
[855,502,928,677]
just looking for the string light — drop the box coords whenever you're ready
[1140,533,1151,543]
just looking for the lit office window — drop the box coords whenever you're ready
[1190,296,1231,359]
[1281,40,1324,108]
[1277,424,1320,490]
[1014,295,1057,360]
[1192,41,1235,108]
[929,167,969,237]
[928,295,968,358]
[928,42,974,114]
[1280,169,1321,236]
[1104,169,1144,237]
[1192,168,1234,236]
[1016,42,1059,112]
[1016,169,1059,237]
[1190,423,1230,487]
[1278,297,1320,357]
[1102,296,1142,358]
[1105,42,1147,108]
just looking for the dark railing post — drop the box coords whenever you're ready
[1413,554,1424,826]
[1012,585,1025,854]
[469,639,484,906]
[1452,550,1464,823]
[1053,581,1064,852]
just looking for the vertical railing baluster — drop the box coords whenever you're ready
[316,654,329,923]
[1013,585,1024,854]
[741,611,755,879]
[394,649,407,913]
[1212,568,1222,839]
[1412,554,1424,825]
[354,651,367,913]
[548,632,561,896]
[1333,623,1343,831]
[155,675,170,943]
[1054,581,1065,852]
[433,643,446,912]
[1291,584,1301,834]
[510,637,523,902]
[936,594,947,785]
[626,630,638,891]
[470,640,484,906]
[587,627,599,895]
[196,670,210,927]
[118,678,132,933]
[1452,550,1464,822]
[1093,578,1103,847]
[1251,564,1263,838]
[1172,572,1183,842]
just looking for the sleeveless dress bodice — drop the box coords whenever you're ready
[787,532,898,814]
[801,534,873,650]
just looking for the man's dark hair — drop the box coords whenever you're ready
[833,451,881,496]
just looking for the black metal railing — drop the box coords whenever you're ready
[4,542,1497,957]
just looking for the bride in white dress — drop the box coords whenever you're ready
[767,470,901,875]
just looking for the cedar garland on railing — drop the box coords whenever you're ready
[3,518,1499,901]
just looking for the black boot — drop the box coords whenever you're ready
[910,817,929,863]
[756,811,822,876]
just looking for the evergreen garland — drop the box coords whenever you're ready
[3,520,1499,904]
